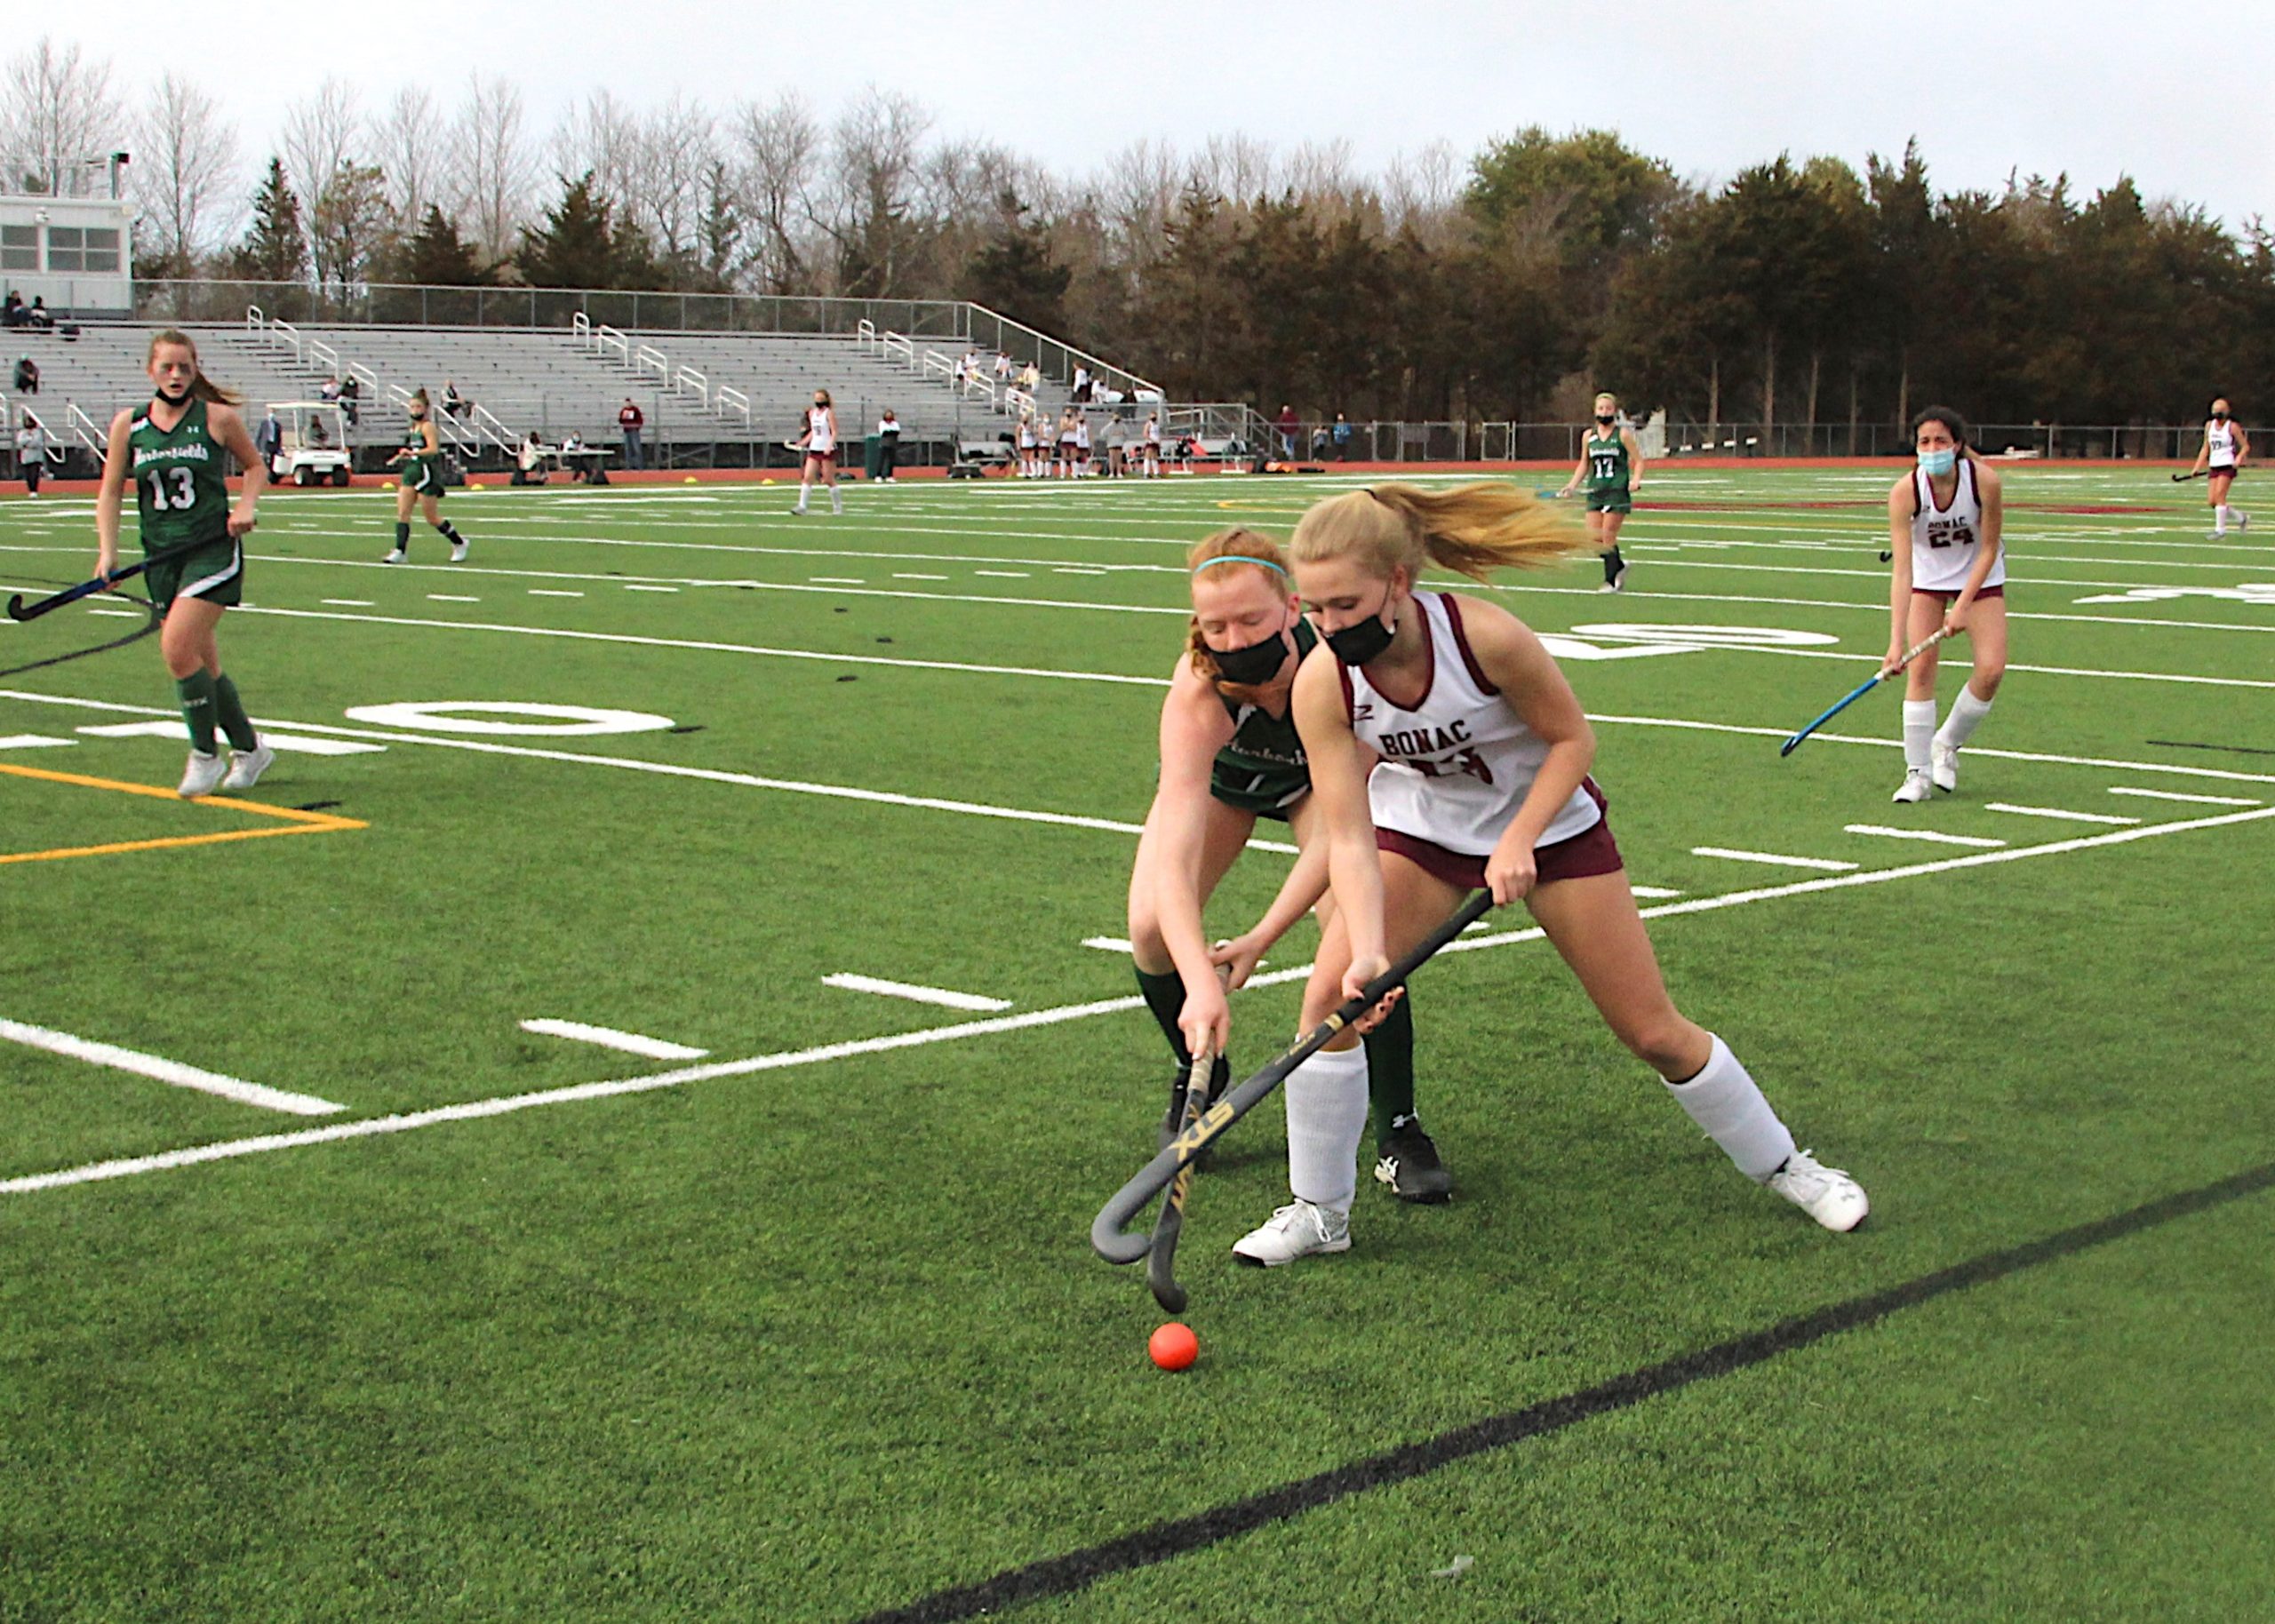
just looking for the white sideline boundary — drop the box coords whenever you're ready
[0,1018,346,1117]
[6,802,2271,1198]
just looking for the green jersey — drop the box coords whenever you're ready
[402,418,446,496]
[1209,618,1319,816]
[1584,429,1630,493]
[129,396,230,553]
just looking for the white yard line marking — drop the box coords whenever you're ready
[1691,847,1861,872]
[1629,886,1684,898]
[623,584,680,593]
[2,689,1308,855]
[322,599,375,606]
[974,569,1031,577]
[810,576,866,584]
[820,974,1013,1013]
[0,734,74,749]
[2107,785,2263,808]
[0,1017,345,1117]
[1843,824,2008,848]
[427,593,481,603]
[84,608,141,618]
[529,589,585,597]
[1985,802,2142,825]
[12,803,2271,1197]
[74,720,385,756]
[893,572,948,580]
[519,1019,708,1061]
[1054,568,1109,576]
[1082,935,1136,952]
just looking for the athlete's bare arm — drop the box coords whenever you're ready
[1452,594,1597,905]
[1884,474,1916,671]
[208,404,268,536]
[1622,426,1645,493]
[93,409,133,579]
[2189,425,2212,475]
[1147,657,1241,1043]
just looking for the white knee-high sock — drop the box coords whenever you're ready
[1285,1043,1369,1214]
[1664,1034,1795,1182]
[1936,686,1994,750]
[2214,506,2229,534]
[1903,699,1936,771]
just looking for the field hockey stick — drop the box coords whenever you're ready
[5,540,210,623]
[2171,469,2208,482]
[1092,888,1492,1266]
[1778,629,1948,757]
[1145,1024,1219,1313]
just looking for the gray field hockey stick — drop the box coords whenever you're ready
[1778,629,1948,757]
[5,538,211,623]
[1093,889,1493,1267]
[1145,1027,1218,1314]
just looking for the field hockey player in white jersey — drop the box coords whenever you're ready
[1885,407,2006,803]
[1227,482,1868,1266]
[2188,397,2249,537]
[793,390,842,515]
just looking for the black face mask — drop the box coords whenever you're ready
[1595,412,1616,425]
[1324,597,1398,665]
[2214,410,2230,421]
[1207,627,1290,686]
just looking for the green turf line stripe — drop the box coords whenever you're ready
[860,1160,2275,1624]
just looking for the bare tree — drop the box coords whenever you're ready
[730,92,822,293]
[635,94,715,268]
[131,72,240,269]
[1284,138,1358,202]
[372,86,442,231]
[1384,139,1462,246]
[1189,133,1276,203]
[555,88,643,215]
[1100,138,1180,264]
[279,78,363,221]
[311,161,391,289]
[821,86,932,296]
[447,73,539,260]
[0,36,124,194]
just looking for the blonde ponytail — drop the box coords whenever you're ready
[1289,482,1585,583]
[146,329,243,408]
[1184,527,1292,692]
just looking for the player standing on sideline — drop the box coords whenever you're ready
[93,330,276,797]
[1885,407,2006,803]
[1129,529,1450,1200]
[1227,483,1867,1266]
[1017,412,1039,478]
[2187,397,2249,537]
[1143,411,1162,477]
[381,390,469,564]
[793,390,842,515]
[1556,392,1642,591]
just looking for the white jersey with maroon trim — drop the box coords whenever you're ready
[1908,457,2003,593]
[2208,419,2241,469]
[806,407,836,452]
[1339,591,1601,856]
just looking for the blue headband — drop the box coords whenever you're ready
[1192,554,1288,578]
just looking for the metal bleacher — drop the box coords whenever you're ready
[3,307,1112,472]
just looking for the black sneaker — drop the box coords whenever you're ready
[1374,1119,1453,1203]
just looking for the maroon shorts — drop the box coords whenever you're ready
[1912,584,2004,605]
[806,448,837,465]
[1375,780,1624,891]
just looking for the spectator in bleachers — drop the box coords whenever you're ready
[618,397,645,470]
[15,409,48,495]
[874,408,900,482]
[1275,402,1298,460]
[318,375,340,402]
[337,373,360,426]
[12,354,38,394]
[959,348,980,387]
[442,379,471,420]
[994,350,1013,384]
[1019,361,1041,395]
[1072,363,1090,402]
[24,297,52,331]
[2,291,21,328]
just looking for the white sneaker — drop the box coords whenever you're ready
[1929,740,1959,793]
[177,751,228,799]
[1231,1199,1351,1267]
[1890,769,1933,804]
[220,741,275,792]
[2239,510,2252,532]
[382,547,406,564]
[1599,561,1629,593]
[449,539,468,562]
[1766,1149,1869,1232]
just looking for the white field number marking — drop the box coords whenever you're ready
[1691,847,1861,872]
[820,974,1013,1013]
[0,1018,346,1116]
[520,1019,708,1061]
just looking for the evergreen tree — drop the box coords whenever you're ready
[963,190,1071,334]
[232,156,307,284]
[515,171,651,289]
[395,203,492,286]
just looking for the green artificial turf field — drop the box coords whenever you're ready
[3,464,2271,1621]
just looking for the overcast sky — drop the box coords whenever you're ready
[42,1,2275,228]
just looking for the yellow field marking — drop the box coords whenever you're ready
[0,760,364,866]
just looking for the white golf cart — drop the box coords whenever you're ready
[266,402,354,488]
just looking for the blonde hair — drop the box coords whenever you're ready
[1289,483,1585,583]
[146,329,243,407]
[1185,527,1292,694]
